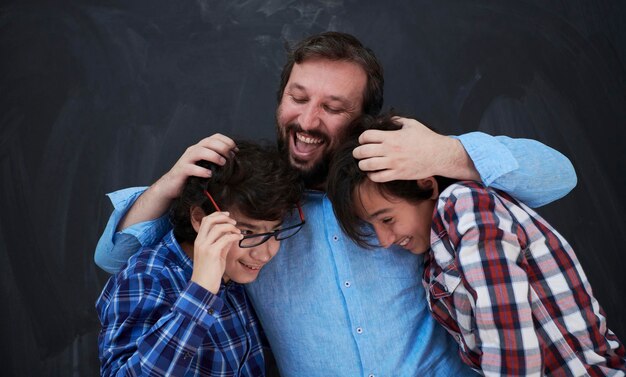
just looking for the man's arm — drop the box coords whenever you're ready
[118,134,236,230]
[94,134,237,273]
[353,117,577,207]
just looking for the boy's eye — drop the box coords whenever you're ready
[240,229,255,236]
[382,217,393,224]
[291,96,307,104]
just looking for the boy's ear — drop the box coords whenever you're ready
[189,206,206,232]
[416,177,439,200]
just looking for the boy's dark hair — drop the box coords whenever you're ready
[327,113,456,248]
[277,31,384,116]
[171,141,304,243]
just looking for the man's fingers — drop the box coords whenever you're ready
[183,164,213,178]
[352,143,385,160]
[357,157,390,173]
[197,134,237,158]
[366,170,397,183]
[357,129,390,145]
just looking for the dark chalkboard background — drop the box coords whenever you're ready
[1,0,625,375]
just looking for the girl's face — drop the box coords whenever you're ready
[356,180,437,255]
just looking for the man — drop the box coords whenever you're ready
[95,32,577,376]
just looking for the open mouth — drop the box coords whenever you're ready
[290,130,326,160]
[239,261,263,271]
[396,236,412,248]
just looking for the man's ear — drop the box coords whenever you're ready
[190,206,206,232]
[416,177,439,200]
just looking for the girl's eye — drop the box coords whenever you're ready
[382,217,393,224]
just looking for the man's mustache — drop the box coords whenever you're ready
[285,123,330,144]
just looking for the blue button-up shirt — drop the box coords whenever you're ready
[95,132,577,376]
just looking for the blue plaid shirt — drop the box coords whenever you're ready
[96,230,266,376]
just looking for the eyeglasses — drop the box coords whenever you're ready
[203,189,305,248]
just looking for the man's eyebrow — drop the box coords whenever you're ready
[287,83,352,106]
[287,83,307,92]
[327,95,352,106]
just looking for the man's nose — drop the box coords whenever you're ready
[298,103,321,130]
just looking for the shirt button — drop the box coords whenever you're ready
[207,308,214,315]
[356,327,363,334]
[368,374,375,377]
[344,281,351,288]
[332,235,339,241]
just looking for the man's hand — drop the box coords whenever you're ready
[117,134,236,231]
[190,212,243,294]
[352,117,480,182]
[154,134,237,200]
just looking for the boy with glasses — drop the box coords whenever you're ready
[96,141,303,376]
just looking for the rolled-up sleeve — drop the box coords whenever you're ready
[456,132,577,208]
[94,187,172,273]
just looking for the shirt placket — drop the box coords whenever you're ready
[322,196,374,376]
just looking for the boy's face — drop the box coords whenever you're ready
[356,180,436,255]
[223,209,283,284]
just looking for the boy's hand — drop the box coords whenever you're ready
[190,212,243,294]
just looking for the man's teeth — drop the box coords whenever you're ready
[296,132,323,144]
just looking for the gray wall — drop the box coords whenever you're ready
[1,0,624,375]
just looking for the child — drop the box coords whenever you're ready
[327,114,626,376]
[96,141,304,376]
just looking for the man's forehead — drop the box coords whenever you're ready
[288,59,366,96]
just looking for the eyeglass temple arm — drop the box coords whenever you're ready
[297,202,305,221]
[204,190,221,212]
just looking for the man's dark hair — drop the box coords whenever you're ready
[277,32,384,116]
[171,141,304,243]
[326,113,456,248]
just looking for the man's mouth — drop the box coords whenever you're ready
[296,132,323,145]
[291,130,326,159]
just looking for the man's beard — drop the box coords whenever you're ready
[276,122,332,189]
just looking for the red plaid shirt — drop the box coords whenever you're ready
[424,181,625,376]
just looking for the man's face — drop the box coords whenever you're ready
[276,58,367,187]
